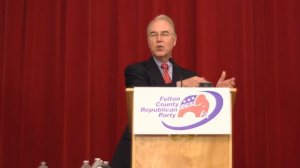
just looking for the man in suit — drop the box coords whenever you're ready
[111,14,235,168]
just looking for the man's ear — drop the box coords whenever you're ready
[173,36,177,46]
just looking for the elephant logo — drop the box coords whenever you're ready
[177,95,209,118]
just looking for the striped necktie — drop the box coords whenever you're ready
[161,63,172,84]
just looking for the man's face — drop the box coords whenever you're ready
[147,20,177,62]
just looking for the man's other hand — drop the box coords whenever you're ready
[216,71,235,88]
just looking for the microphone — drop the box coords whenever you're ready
[170,58,212,87]
[169,58,183,87]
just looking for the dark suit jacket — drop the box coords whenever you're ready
[125,57,198,87]
[111,57,198,168]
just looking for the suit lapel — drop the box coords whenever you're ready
[145,57,165,85]
[144,57,181,85]
[172,63,181,82]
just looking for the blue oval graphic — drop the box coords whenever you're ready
[161,91,223,130]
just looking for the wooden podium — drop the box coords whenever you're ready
[126,88,237,168]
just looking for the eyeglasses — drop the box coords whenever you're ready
[148,32,176,39]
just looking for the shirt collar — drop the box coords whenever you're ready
[152,56,173,79]
[152,56,172,68]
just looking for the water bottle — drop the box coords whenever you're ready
[38,161,48,168]
[102,161,111,168]
[91,158,103,168]
[81,160,91,168]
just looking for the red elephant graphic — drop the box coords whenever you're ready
[178,94,209,118]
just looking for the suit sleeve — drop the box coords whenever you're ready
[125,65,150,87]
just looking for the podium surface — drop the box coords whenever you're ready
[126,88,236,168]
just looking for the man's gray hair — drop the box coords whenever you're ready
[147,14,177,35]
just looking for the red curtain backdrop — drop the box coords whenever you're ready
[1,0,300,167]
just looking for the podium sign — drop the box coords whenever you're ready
[133,87,231,135]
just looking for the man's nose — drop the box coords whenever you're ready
[156,35,163,41]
